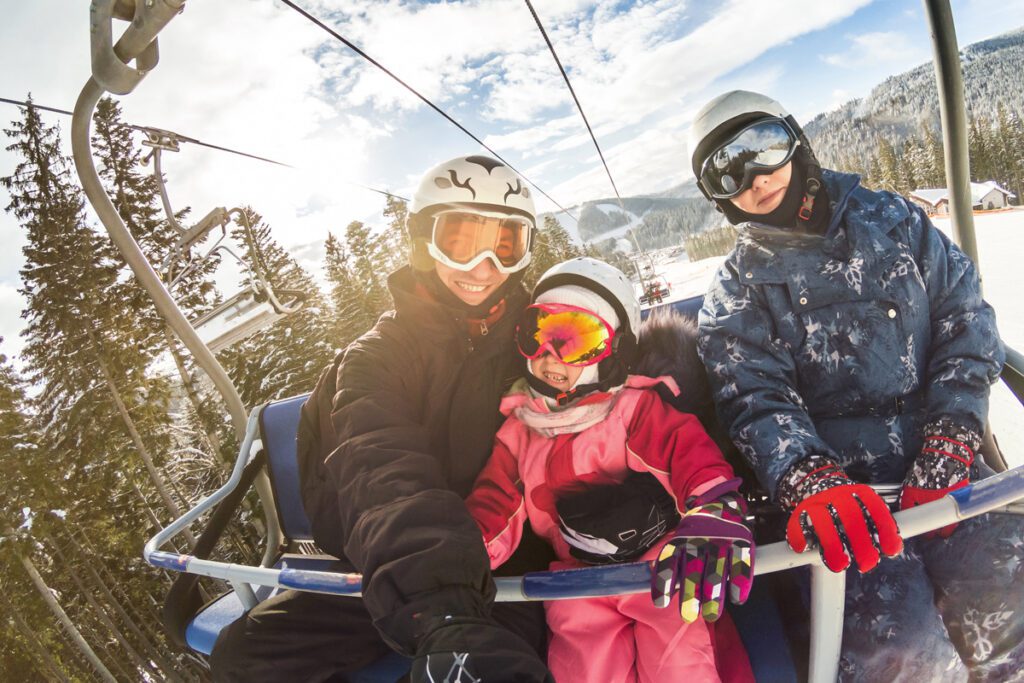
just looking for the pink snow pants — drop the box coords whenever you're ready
[545,590,745,683]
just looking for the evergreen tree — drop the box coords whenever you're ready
[380,194,410,276]
[994,103,1023,200]
[92,97,220,321]
[0,345,63,680]
[897,139,918,194]
[968,117,1000,184]
[4,102,198,680]
[323,230,365,348]
[344,219,392,321]
[875,138,901,192]
[218,208,334,406]
[92,96,232,481]
[2,100,126,512]
[920,124,946,187]
[524,215,584,290]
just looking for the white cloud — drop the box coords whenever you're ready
[822,31,928,69]
[827,88,853,113]
[13,0,1009,351]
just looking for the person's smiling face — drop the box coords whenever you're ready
[434,257,508,306]
[529,353,583,392]
[729,161,793,215]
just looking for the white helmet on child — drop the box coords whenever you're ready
[533,257,641,343]
[408,155,537,273]
[525,257,640,403]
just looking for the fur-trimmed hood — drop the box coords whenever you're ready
[635,308,712,417]
[634,307,738,465]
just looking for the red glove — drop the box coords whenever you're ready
[899,419,979,539]
[779,456,903,573]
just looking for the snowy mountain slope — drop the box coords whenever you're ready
[805,26,1024,170]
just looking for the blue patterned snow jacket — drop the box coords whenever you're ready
[697,169,1004,500]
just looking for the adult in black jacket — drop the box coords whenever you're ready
[210,155,555,682]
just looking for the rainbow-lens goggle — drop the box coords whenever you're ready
[516,303,615,367]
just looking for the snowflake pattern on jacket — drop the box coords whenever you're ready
[697,170,1004,500]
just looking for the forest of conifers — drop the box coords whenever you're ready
[0,98,590,681]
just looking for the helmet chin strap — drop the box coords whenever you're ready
[525,356,628,406]
[797,143,822,222]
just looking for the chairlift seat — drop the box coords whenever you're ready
[190,289,286,353]
[180,294,799,681]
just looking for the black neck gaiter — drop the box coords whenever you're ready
[718,153,830,234]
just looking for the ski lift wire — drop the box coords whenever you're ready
[277,0,579,222]
[2,95,412,202]
[1,95,291,168]
[523,0,625,213]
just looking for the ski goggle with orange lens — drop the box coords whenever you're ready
[427,210,534,274]
[516,303,616,367]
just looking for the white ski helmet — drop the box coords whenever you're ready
[688,90,794,180]
[407,154,537,270]
[411,154,536,218]
[527,257,641,402]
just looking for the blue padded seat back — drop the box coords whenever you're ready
[666,293,704,320]
[259,393,314,541]
[642,293,703,321]
[640,293,704,323]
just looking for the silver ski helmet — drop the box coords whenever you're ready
[407,155,537,272]
[688,90,822,224]
[689,91,810,195]
[526,257,641,403]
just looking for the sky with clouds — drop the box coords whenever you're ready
[1,0,1022,363]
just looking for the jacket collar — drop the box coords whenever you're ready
[388,266,528,343]
[499,374,678,416]
[733,170,907,284]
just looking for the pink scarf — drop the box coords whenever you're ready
[503,375,679,438]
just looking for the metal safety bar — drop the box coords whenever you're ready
[145,467,1024,600]
[145,447,1024,682]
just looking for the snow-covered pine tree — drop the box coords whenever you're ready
[994,103,1023,200]
[875,137,902,193]
[91,96,236,509]
[218,208,334,406]
[524,215,584,290]
[323,230,364,348]
[968,117,995,184]
[0,345,71,680]
[3,102,196,679]
[381,194,410,275]
[920,125,946,188]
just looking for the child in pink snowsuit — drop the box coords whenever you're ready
[466,258,756,683]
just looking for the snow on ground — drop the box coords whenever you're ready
[933,208,1024,468]
[632,208,1024,467]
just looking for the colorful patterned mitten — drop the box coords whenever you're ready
[650,478,754,623]
[900,418,980,538]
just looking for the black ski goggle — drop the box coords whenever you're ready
[698,118,799,199]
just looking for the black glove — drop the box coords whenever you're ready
[556,470,680,564]
[410,618,554,683]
